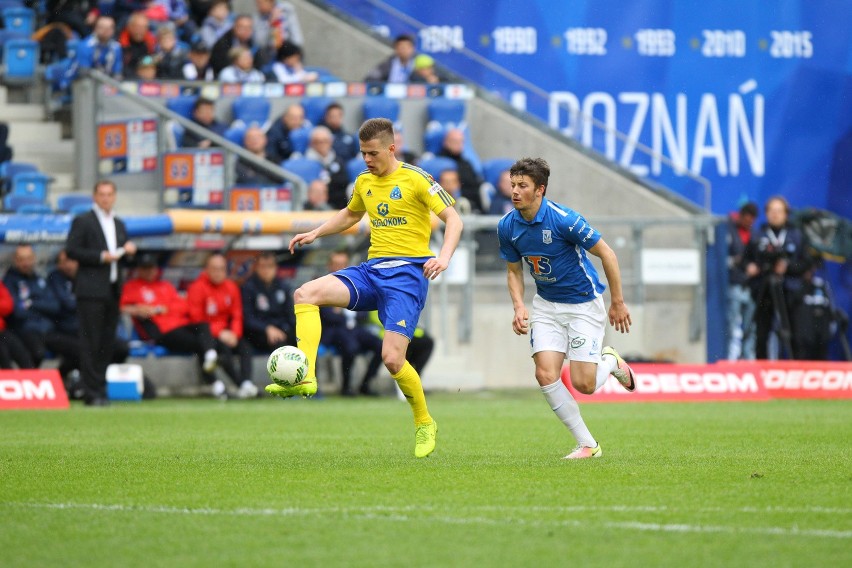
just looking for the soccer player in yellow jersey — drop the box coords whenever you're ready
[266,118,463,458]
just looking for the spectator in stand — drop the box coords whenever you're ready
[319,251,385,397]
[303,179,332,211]
[438,169,471,215]
[134,56,158,81]
[183,41,214,81]
[112,0,149,30]
[253,0,304,58]
[790,258,836,361]
[199,0,232,49]
[304,126,349,209]
[487,169,514,216]
[266,103,307,163]
[154,25,189,79]
[219,46,266,83]
[182,98,227,148]
[726,201,759,360]
[145,0,197,43]
[438,128,484,213]
[241,252,296,353]
[46,0,98,38]
[189,0,216,26]
[0,280,34,369]
[120,253,220,382]
[235,126,282,186]
[210,14,258,78]
[319,102,357,162]
[365,34,416,83]
[74,15,123,79]
[410,54,448,84]
[393,127,419,165]
[744,196,808,360]
[187,253,258,399]
[46,250,130,396]
[270,41,317,84]
[2,244,61,368]
[119,12,157,75]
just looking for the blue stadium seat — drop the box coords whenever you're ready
[3,194,43,211]
[10,172,51,200]
[346,156,367,181]
[17,203,52,214]
[418,157,457,179]
[423,124,446,155]
[304,66,340,82]
[282,157,324,183]
[166,95,197,120]
[289,126,311,154]
[301,96,332,126]
[223,124,247,146]
[1,38,38,85]
[428,99,466,127]
[362,97,400,122]
[1,7,35,34]
[69,203,93,215]
[0,160,37,180]
[0,0,24,9]
[231,96,271,127]
[56,193,94,212]
[482,158,514,186]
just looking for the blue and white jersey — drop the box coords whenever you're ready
[497,198,606,304]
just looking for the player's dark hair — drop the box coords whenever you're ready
[393,34,415,45]
[510,157,550,195]
[359,118,394,146]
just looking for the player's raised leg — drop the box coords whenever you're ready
[535,351,601,459]
[266,274,351,398]
[383,331,437,458]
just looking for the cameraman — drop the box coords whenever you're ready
[744,196,808,359]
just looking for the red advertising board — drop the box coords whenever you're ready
[0,370,69,410]
[562,361,852,402]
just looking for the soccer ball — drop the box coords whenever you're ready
[267,346,310,387]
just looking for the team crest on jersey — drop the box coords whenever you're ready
[377,202,389,217]
[390,186,402,200]
[542,229,552,244]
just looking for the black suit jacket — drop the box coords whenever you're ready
[66,210,129,299]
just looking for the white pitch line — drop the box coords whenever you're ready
[3,502,851,539]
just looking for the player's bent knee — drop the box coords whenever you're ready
[534,368,560,387]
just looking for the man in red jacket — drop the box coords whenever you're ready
[0,280,34,369]
[187,252,257,399]
[120,253,221,389]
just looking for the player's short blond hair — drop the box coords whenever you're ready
[358,118,394,146]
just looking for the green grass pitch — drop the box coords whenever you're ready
[0,393,849,567]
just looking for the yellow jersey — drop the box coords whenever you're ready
[348,162,455,260]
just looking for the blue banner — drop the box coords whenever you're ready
[328,0,852,217]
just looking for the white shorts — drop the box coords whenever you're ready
[529,294,606,363]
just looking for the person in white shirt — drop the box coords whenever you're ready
[219,46,266,83]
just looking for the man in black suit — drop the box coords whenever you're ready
[66,180,137,406]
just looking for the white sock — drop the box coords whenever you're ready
[540,381,596,448]
[594,354,618,392]
[204,349,217,363]
[212,379,226,396]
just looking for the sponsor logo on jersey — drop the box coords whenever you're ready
[542,229,552,244]
[390,186,402,200]
[366,189,372,197]
[371,217,408,228]
[524,255,557,282]
[377,202,389,217]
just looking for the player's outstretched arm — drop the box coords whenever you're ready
[423,206,463,280]
[588,239,631,333]
[288,208,365,254]
[506,261,529,335]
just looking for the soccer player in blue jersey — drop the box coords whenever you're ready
[497,157,636,460]
[266,118,463,458]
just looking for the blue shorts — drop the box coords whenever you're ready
[333,258,429,340]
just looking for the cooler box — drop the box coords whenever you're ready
[106,363,144,401]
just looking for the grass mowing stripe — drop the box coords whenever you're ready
[6,501,849,539]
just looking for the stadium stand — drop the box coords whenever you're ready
[0,38,39,86]
[282,157,324,183]
[231,96,271,128]
[362,97,399,122]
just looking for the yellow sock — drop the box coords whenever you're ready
[295,304,321,379]
[392,361,432,426]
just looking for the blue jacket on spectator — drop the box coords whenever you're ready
[265,120,296,164]
[2,267,61,335]
[241,273,296,340]
[74,34,124,78]
[47,268,78,334]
